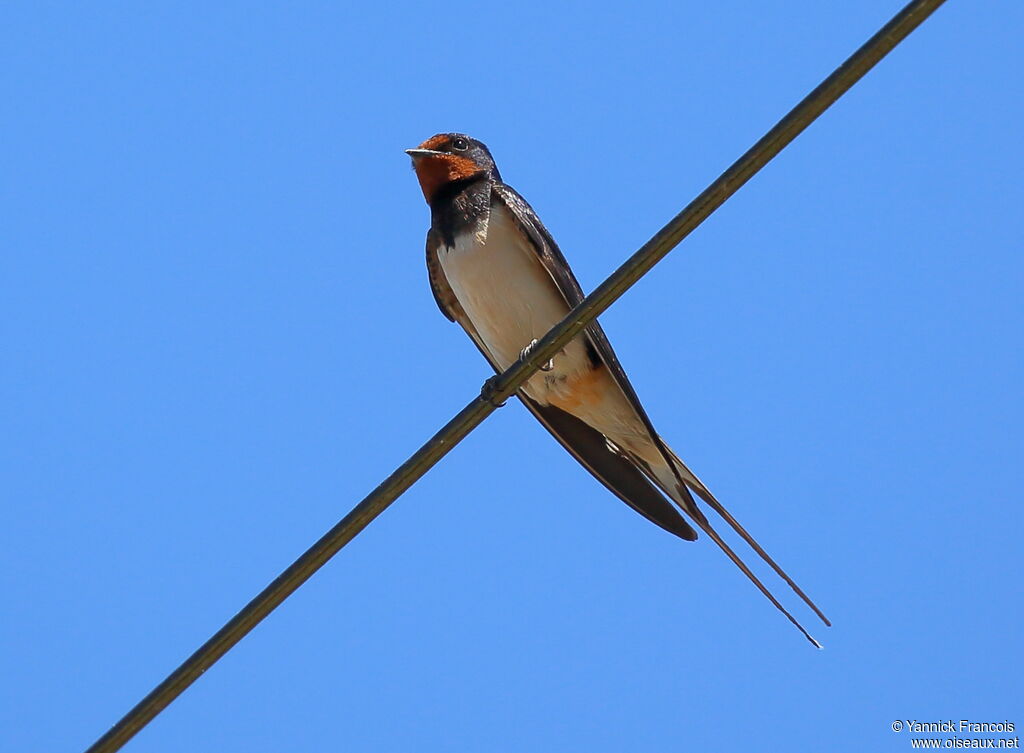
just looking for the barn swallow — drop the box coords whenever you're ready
[407,133,829,645]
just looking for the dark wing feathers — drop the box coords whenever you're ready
[491,184,701,515]
[426,228,457,322]
[495,185,830,633]
[520,398,698,540]
[424,221,697,541]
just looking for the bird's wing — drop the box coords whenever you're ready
[491,184,830,636]
[490,184,694,498]
[426,227,458,322]
[425,226,697,541]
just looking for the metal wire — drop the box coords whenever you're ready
[84,1,948,750]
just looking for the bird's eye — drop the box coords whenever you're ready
[451,137,469,151]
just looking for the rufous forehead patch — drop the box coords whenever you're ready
[418,133,450,151]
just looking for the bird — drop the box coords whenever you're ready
[407,132,829,646]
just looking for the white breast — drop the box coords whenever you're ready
[439,202,593,404]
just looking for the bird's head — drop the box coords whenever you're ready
[406,133,500,205]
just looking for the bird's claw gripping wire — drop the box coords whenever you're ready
[482,340,555,407]
[481,375,507,407]
[520,339,555,372]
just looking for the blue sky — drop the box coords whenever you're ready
[2,1,1021,751]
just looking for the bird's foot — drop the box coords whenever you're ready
[520,339,554,372]
[480,375,507,407]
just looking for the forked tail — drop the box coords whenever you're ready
[646,447,830,648]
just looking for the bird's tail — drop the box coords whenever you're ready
[645,443,830,648]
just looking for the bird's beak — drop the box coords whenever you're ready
[405,148,446,159]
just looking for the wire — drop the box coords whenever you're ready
[83,1,947,750]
